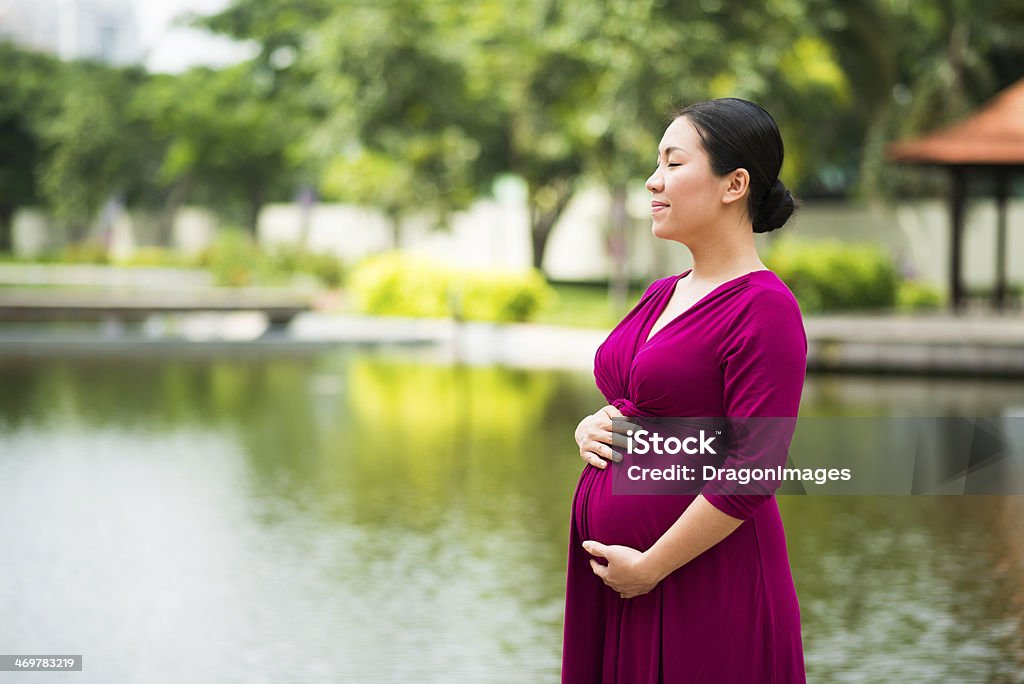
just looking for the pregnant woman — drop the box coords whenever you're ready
[561,98,807,683]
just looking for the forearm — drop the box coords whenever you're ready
[641,494,745,581]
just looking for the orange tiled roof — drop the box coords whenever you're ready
[885,77,1024,165]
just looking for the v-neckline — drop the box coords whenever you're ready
[641,268,769,348]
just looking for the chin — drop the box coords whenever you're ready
[651,220,679,241]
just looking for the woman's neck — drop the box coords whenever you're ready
[684,226,766,283]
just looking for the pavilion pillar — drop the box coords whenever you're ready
[993,169,1009,311]
[949,166,967,312]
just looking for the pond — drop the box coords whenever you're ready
[1,349,1023,683]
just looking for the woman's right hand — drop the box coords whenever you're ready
[574,405,640,469]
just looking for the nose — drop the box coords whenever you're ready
[646,167,663,193]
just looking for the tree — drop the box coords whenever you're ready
[135,62,308,236]
[451,0,595,272]
[805,0,1024,202]
[190,0,1024,273]
[195,0,492,245]
[307,2,501,244]
[554,0,723,301]
[35,61,162,244]
[39,86,123,242]
[0,44,61,252]
[199,0,586,267]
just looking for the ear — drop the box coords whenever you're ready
[721,168,750,207]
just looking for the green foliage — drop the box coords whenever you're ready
[114,247,196,268]
[535,282,655,329]
[3,0,1021,267]
[766,239,900,312]
[268,244,345,288]
[53,241,112,265]
[348,252,554,323]
[807,0,1024,202]
[38,79,124,237]
[896,280,945,311]
[134,62,311,234]
[0,43,62,250]
[197,230,273,286]
[306,2,496,237]
[320,149,416,219]
[197,229,345,287]
[22,240,111,265]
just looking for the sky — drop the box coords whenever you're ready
[133,0,255,73]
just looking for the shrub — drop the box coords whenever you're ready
[897,281,944,311]
[197,229,275,287]
[115,247,195,268]
[56,241,110,264]
[457,269,554,322]
[348,252,554,323]
[766,239,900,313]
[305,252,346,289]
[270,245,345,289]
[196,232,348,288]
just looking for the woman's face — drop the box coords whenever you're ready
[645,116,743,243]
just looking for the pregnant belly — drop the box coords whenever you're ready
[572,464,697,550]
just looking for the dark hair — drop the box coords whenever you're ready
[672,98,798,233]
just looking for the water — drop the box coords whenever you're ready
[1,350,1022,683]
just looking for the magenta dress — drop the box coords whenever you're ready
[562,269,808,683]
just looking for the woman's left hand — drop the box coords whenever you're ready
[583,540,664,599]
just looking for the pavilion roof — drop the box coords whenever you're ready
[885,78,1024,165]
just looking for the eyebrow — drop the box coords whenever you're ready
[660,146,689,157]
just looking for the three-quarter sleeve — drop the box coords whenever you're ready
[702,287,807,520]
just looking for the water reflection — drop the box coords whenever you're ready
[1,353,1023,683]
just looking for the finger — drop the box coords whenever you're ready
[589,559,609,580]
[581,429,616,450]
[609,420,644,440]
[587,441,621,463]
[582,541,608,558]
[608,430,639,451]
[581,449,607,469]
[601,405,624,419]
[581,442,612,464]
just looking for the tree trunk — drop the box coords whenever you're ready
[158,178,191,247]
[386,209,403,250]
[529,180,574,273]
[607,182,630,312]
[0,203,14,254]
[68,220,90,244]
[297,186,315,252]
[247,186,266,239]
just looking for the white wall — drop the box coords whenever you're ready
[12,190,1024,290]
[783,197,1024,288]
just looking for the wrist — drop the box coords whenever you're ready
[574,418,588,445]
[640,546,674,583]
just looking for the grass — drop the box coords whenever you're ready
[327,282,643,329]
[534,282,646,329]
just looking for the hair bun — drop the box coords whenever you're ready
[753,178,796,234]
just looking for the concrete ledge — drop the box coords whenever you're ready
[0,288,313,325]
[805,313,1024,377]
[0,263,213,288]
[2,310,1024,377]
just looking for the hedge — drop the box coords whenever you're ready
[348,252,554,323]
[766,239,900,313]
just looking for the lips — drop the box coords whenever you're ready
[651,201,669,214]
